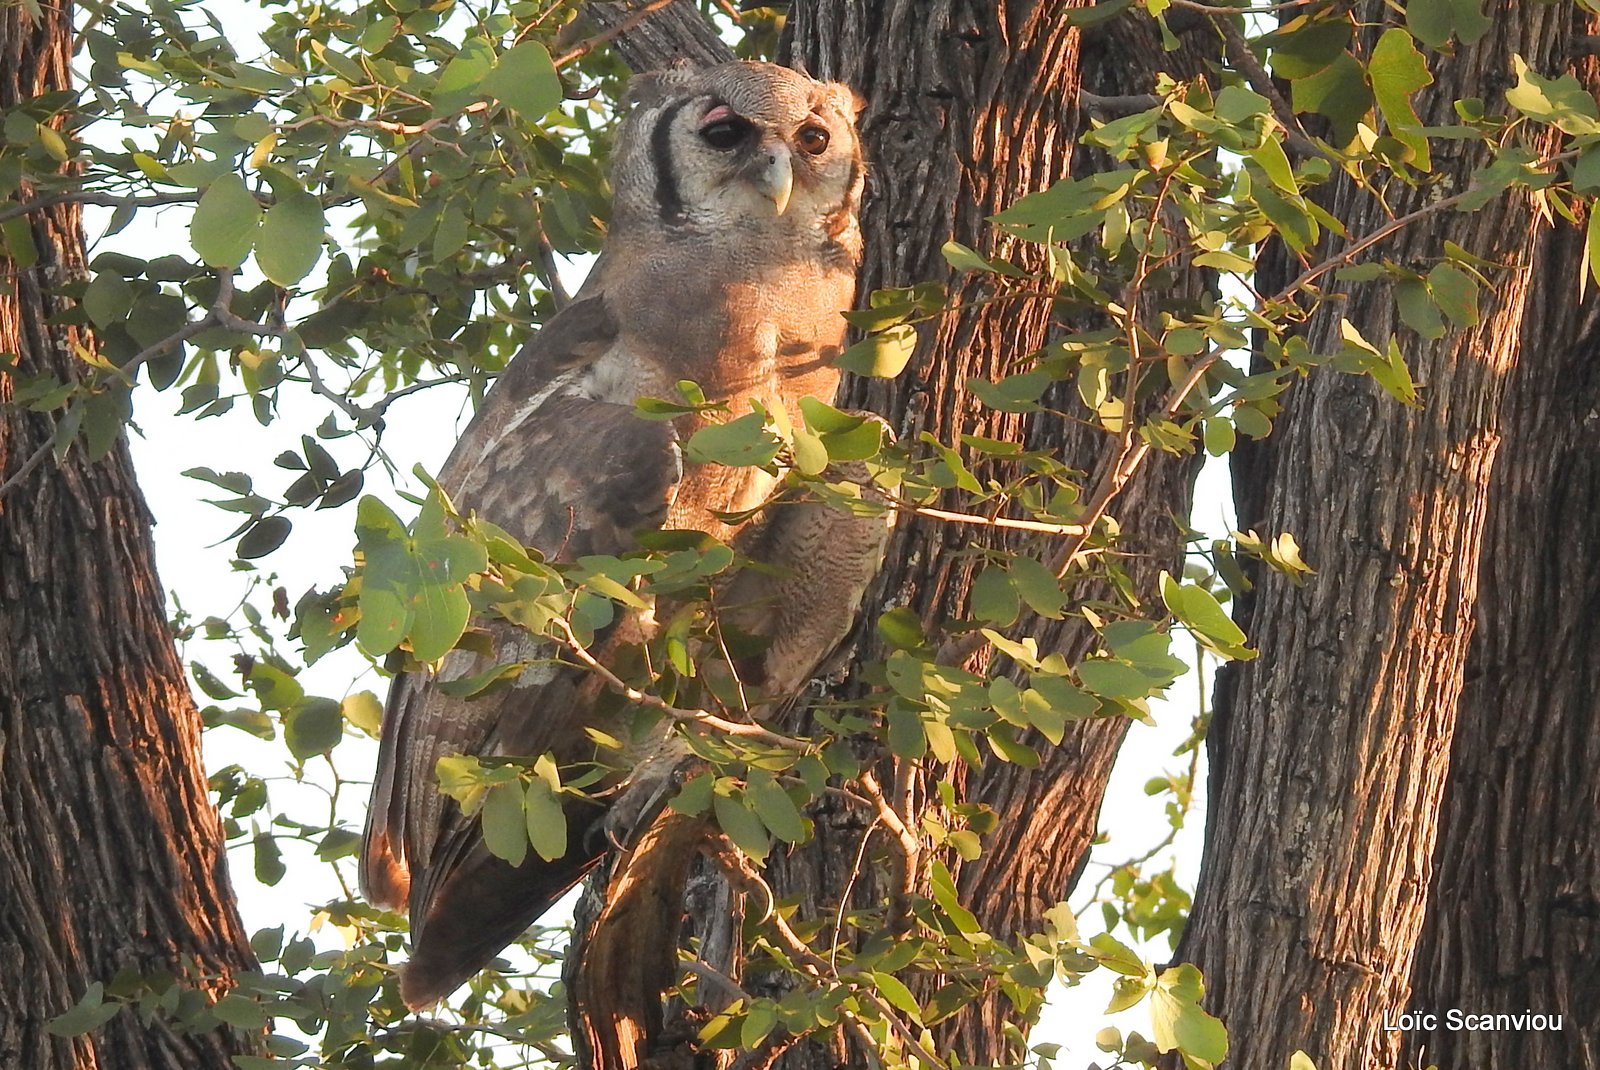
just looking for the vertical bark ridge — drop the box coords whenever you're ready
[1181,4,1571,1066]
[0,3,256,1067]
[1403,196,1600,1070]
[786,3,1205,1063]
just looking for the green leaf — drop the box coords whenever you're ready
[1151,965,1228,1064]
[836,324,917,378]
[1406,0,1490,49]
[432,38,495,111]
[929,859,981,934]
[1572,148,1600,194]
[1202,417,1235,458]
[687,411,782,467]
[48,983,120,1037]
[671,771,714,815]
[1587,204,1600,291]
[1265,16,1352,79]
[1089,932,1147,976]
[871,972,923,1021]
[406,573,474,662]
[1368,29,1433,169]
[1008,555,1067,618]
[746,768,808,843]
[284,696,343,759]
[256,189,325,287]
[1031,669,1099,715]
[713,788,771,861]
[1250,176,1317,253]
[791,427,829,475]
[1214,86,1270,124]
[1291,52,1372,146]
[1289,1052,1319,1070]
[1395,278,1446,340]
[190,173,261,269]
[1248,135,1299,197]
[481,780,529,866]
[1065,0,1132,27]
[967,368,1051,413]
[1427,262,1479,327]
[482,41,562,117]
[1160,572,1253,660]
[315,828,360,862]
[884,702,929,760]
[525,763,569,862]
[1505,55,1600,135]
[1077,658,1154,700]
[254,831,286,886]
[210,994,269,1030]
[1,212,38,268]
[83,271,133,328]
[740,1001,777,1049]
[941,240,1028,277]
[877,607,927,651]
[237,515,291,559]
[971,566,1021,626]
[1336,320,1418,406]
[341,690,383,735]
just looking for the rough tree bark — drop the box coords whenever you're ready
[1402,170,1600,1067]
[569,2,1206,1067]
[0,2,258,1067]
[1181,4,1573,1067]
[784,6,1212,1062]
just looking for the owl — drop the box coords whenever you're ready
[360,61,885,1009]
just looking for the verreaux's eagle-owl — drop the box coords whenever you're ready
[360,60,890,1008]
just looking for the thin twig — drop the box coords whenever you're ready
[0,189,200,226]
[907,502,1086,537]
[553,0,678,67]
[856,768,920,866]
[0,440,53,501]
[709,841,945,1070]
[1080,92,1162,118]
[549,616,814,752]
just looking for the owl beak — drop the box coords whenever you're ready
[757,142,794,215]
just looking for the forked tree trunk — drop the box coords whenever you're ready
[1402,186,1600,1068]
[0,3,257,1067]
[1181,5,1572,1067]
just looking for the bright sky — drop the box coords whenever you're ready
[86,5,1237,1059]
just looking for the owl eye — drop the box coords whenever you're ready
[797,125,831,155]
[700,116,753,151]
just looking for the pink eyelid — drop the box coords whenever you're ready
[700,104,737,127]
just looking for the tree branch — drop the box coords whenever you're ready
[579,0,734,72]
[0,188,200,226]
[549,615,815,752]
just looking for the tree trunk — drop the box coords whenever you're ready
[1181,6,1572,1067]
[780,3,1203,1065]
[1402,183,1600,1067]
[0,4,257,1067]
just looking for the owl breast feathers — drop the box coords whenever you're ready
[359,60,890,1009]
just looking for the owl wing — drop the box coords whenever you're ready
[360,295,685,1007]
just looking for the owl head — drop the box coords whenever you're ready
[610,61,865,244]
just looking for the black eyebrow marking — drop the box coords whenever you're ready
[651,97,693,224]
